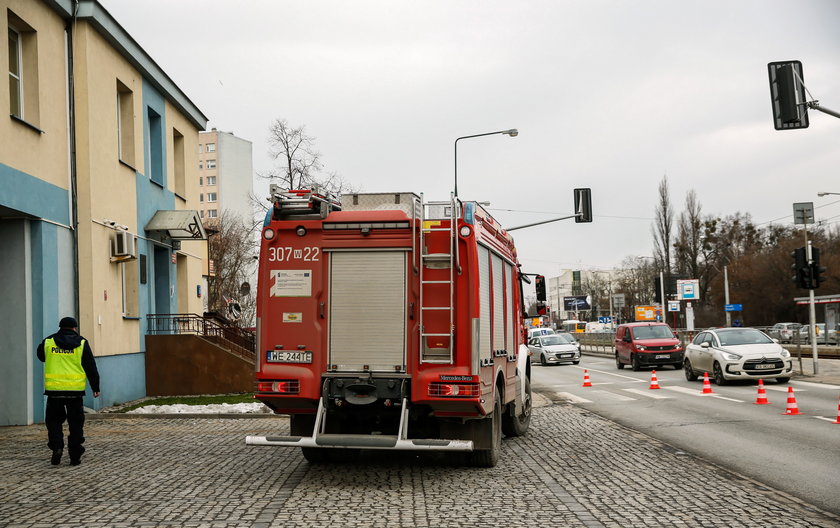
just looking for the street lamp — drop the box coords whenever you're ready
[817,192,840,197]
[454,129,518,197]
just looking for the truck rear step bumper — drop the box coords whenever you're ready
[245,434,473,451]
[245,396,474,452]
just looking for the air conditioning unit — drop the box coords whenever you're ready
[110,231,136,261]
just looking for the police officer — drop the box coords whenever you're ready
[37,317,100,466]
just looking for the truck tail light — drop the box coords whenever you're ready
[257,380,300,394]
[428,382,480,398]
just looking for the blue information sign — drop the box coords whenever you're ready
[724,304,743,312]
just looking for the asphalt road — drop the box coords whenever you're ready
[530,355,840,516]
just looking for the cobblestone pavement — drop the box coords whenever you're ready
[1,401,838,528]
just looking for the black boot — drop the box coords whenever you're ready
[51,449,62,465]
[69,458,81,466]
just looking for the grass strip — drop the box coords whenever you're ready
[117,393,256,413]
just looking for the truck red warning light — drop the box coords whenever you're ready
[245,186,540,467]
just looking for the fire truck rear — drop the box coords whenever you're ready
[245,186,538,467]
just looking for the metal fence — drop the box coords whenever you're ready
[147,313,256,361]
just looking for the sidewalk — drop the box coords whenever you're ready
[792,356,840,385]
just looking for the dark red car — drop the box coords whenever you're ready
[615,322,684,371]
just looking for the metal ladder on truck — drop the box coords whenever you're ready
[418,193,458,363]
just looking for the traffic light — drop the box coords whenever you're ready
[791,247,810,289]
[535,275,546,301]
[811,247,827,288]
[574,188,592,223]
[768,61,809,130]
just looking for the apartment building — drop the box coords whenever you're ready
[197,129,253,225]
[0,0,208,425]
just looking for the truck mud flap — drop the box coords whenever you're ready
[245,397,474,452]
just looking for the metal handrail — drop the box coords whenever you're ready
[147,313,256,361]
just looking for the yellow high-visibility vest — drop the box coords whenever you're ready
[43,338,87,391]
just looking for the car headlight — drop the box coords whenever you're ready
[636,345,647,351]
[780,349,790,358]
[721,351,742,361]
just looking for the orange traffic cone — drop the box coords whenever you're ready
[648,370,661,389]
[701,372,713,394]
[582,370,593,387]
[782,386,801,415]
[832,394,840,424]
[753,379,770,405]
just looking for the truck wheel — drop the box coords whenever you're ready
[502,377,531,437]
[301,447,329,463]
[467,391,501,468]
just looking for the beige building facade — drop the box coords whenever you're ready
[1,0,208,425]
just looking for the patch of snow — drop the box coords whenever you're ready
[127,402,270,414]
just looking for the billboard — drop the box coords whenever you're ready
[563,295,591,311]
[635,305,663,321]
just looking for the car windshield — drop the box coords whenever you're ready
[542,334,575,345]
[630,325,674,339]
[717,329,773,346]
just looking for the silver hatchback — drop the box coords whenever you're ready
[528,333,581,366]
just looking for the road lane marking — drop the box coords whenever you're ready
[660,386,743,401]
[622,388,671,399]
[589,390,636,402]
[553,392,592,404]
[791,380,840,390]
[572,366,645,382]
[814,416,838,423]
[765,386,806,393]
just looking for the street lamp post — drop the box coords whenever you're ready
[454,129,518,197]
[817,192,840,197]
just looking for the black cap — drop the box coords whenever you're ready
[59,316,78,329]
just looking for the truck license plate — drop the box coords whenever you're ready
[267,350,312,363]
[655,354,670,359]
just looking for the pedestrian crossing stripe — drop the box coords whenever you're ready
[622,388,671,399]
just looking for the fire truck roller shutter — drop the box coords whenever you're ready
[492,254,505,353]
[328,250,407,371]
[478,245,492,363]
[505,263,514,354]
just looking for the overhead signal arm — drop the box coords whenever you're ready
[507,188,592,232]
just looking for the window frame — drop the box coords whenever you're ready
[8,25,23,118]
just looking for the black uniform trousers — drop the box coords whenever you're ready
[45,396,86,460]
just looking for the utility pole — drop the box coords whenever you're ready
[724,266,731,327]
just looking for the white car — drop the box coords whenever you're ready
[528,333,580,366]
[683,328,794,385]
[527,327,556,340]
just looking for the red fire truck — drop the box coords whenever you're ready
[245,186,542,467]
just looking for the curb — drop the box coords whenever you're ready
[87,412,286,420]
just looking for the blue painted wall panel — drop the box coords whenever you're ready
[0,164,70,224]
[85,352,146,410]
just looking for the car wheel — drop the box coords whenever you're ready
[673,362,682,370]
[776,377,790,384]
[713,362,727,386]
[540,354,547,366]
[615,352,624,370]
[683,359,698,381]
[572,360,580,365]
[631,354,641,371]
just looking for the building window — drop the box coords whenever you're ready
[206,176,216,186]
[207,192,217,203]
[206,143,216,152]
[198,144,203,153]
[116,80,135,165]
[8,26,22,117]
[199,193,204,202]
[207,209,218,218]
[198,161,203,169]
[206,159,216,169]
[147,107,164,185]
[7,12,39,125]
[199,177,203,186]
[199,210,204,218]
[173,128,185,197]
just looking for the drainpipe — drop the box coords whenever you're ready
[66,2,80,321]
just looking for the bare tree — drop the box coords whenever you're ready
[207,210,258,326]
[652,175,674,275]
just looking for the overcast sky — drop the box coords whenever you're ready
[100,0,840,274]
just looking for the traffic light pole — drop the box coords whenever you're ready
[805,233,819,375]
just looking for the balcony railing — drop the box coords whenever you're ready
[147,313,256,361]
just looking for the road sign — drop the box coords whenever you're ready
[635,305,662,322]
[793,202,815,225]
[611,293,625,308]
[676,279,700,301]
[598,316,612,323]
[667,301,680,312]
[724,304,743,312]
